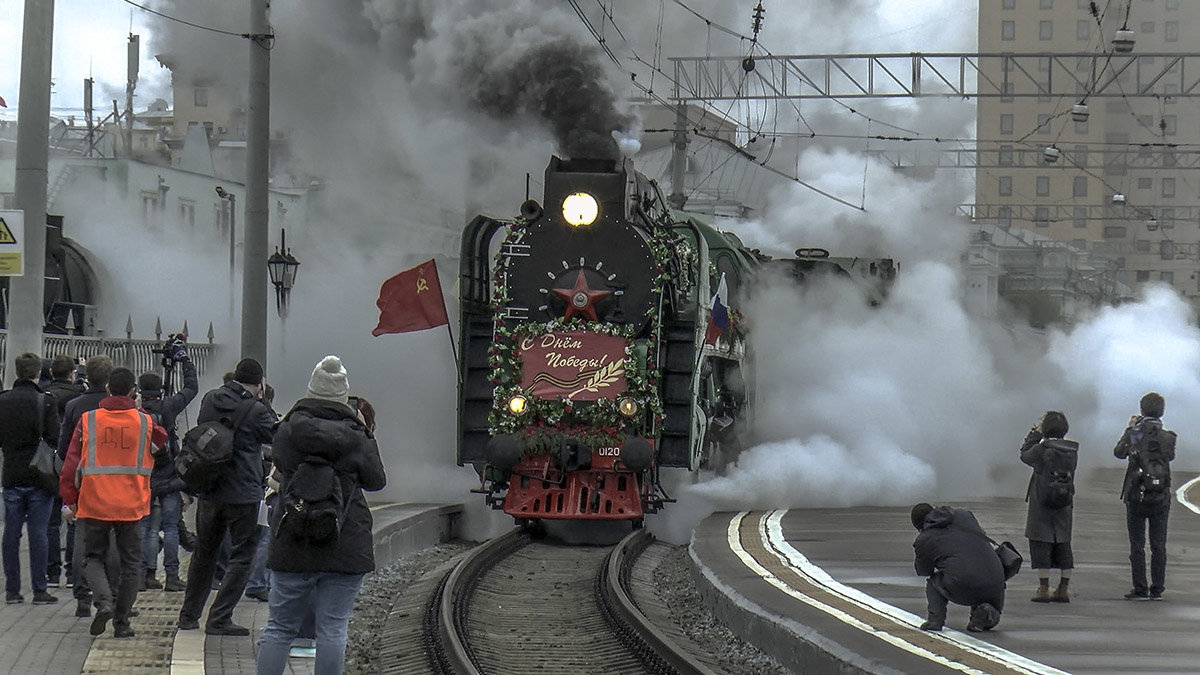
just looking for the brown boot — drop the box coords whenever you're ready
[1031,585,1052,603]
[1051,583,1070,603]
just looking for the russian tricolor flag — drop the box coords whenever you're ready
[704,273,729,345]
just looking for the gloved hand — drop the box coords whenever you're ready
[170,343,189,362]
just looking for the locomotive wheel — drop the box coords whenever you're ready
[518,518,547,538]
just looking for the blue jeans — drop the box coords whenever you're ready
[141,492,182,576]
[255,571,364,675]
[245,526,270,594]
[3,486,54,595]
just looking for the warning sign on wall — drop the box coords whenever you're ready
[0,211,25,276]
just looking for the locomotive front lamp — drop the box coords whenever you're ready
[508,394,529,416]
[562,192,599,226]
[618,397,639,417]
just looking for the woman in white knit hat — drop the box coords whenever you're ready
[255,356,386,675]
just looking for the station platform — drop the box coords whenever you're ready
[0,502,461,675]
[691,469,1200,674]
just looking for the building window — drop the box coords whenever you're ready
[1000,114,1014,135]
[141,192,158,225]
[1166,21,1179,42]
[1073,176,1087,197]
[1163,177,1175,197]
[1161,208,1175,229]
[1163,115,1176,136]
[1140,22,1154,35]
[1035,206,1050,227]
[999,145,1014,165]
[1163,149,1177,166]
[1161,271,1174,284]
[1074,145,1088,166]
[1039,21,1053,40]
[1167,0,1179,9]
[179,199,195,227]
[999,206,1013,228]
[194,87,209,107]
[1135,270,1151,282]
[1038,56,1051,72]
[1105,225,1127,238]
[1139,177,1152,189]
[1077,20,1090,40]
[1041,0,1052,8]
[1037,113,1050,134]
[1002,21,1015,41]
[1001,82,1014,102]
[1136,239,1151,253]
[1137,114,1152,129]
[1074,118,1088,134]
[1004,0,1016,9]
[1037,176,1050,196]
[999,176,1012,196]
[1073,207,1087,228]
[1076,56,1090,71]
[1072,238,1087,250]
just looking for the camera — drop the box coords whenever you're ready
[152,332,189,368]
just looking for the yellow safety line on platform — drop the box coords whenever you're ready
[1176,475,1200,515]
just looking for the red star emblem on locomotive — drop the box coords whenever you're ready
[552,269,612,322]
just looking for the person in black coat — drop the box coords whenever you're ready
[1113,392,1176,600]
[43,354,83,588]
[1021,410,1079,603]
[177,358,276,636]
[138,342,198,592]
[256,356,386,675]
[912,503,1006,632]
[0,352,61,606]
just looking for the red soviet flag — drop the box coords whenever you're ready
[372,259,450,336]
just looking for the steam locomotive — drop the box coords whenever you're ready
[457,156,895,525]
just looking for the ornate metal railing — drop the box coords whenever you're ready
[0,330,220,384]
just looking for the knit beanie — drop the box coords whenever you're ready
[234,358,264,386]
[307,355,350,405]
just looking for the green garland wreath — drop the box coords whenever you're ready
[486,216,673,454]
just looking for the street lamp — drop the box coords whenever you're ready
[215,186,236,320]
[266,228,300,317]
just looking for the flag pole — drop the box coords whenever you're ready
[445,321,460,383]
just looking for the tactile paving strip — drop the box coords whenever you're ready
[80,558,192,674]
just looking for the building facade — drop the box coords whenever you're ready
[976,0,1200,308]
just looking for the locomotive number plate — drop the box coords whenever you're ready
[596,447,620,457]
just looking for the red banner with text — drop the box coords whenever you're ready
[519,331,628,401]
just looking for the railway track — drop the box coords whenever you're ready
[409,528,715,675]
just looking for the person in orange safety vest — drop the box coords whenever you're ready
[59,367,165,639]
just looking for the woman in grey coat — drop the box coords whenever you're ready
[1021,410,1079,603]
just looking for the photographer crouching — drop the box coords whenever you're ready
[138,334,198,592]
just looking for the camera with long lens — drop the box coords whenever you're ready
[152,332,188,369]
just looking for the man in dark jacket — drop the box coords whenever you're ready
[0,352,60,606]
[178,358,276,636]
[1113,392,1176,600]
[138,340,198,592]
[44,355,83,588]
[256,356,386,674]
[912,503,1005,632]
[57,354,115,617]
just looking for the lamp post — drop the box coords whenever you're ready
[215,186,236,321]
[266,227,300,318]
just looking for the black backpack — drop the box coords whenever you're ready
[276,458,348,546]
[1129,423,1175,508]
[1040,440,1077,509]
[177,398,256,494]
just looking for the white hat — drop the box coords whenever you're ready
[307,355,349,404]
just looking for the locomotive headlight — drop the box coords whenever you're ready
[507,395,529,416]
[562,192,598,226]
[618,397,639,418]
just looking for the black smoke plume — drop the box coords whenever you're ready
[470,38,631,159]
